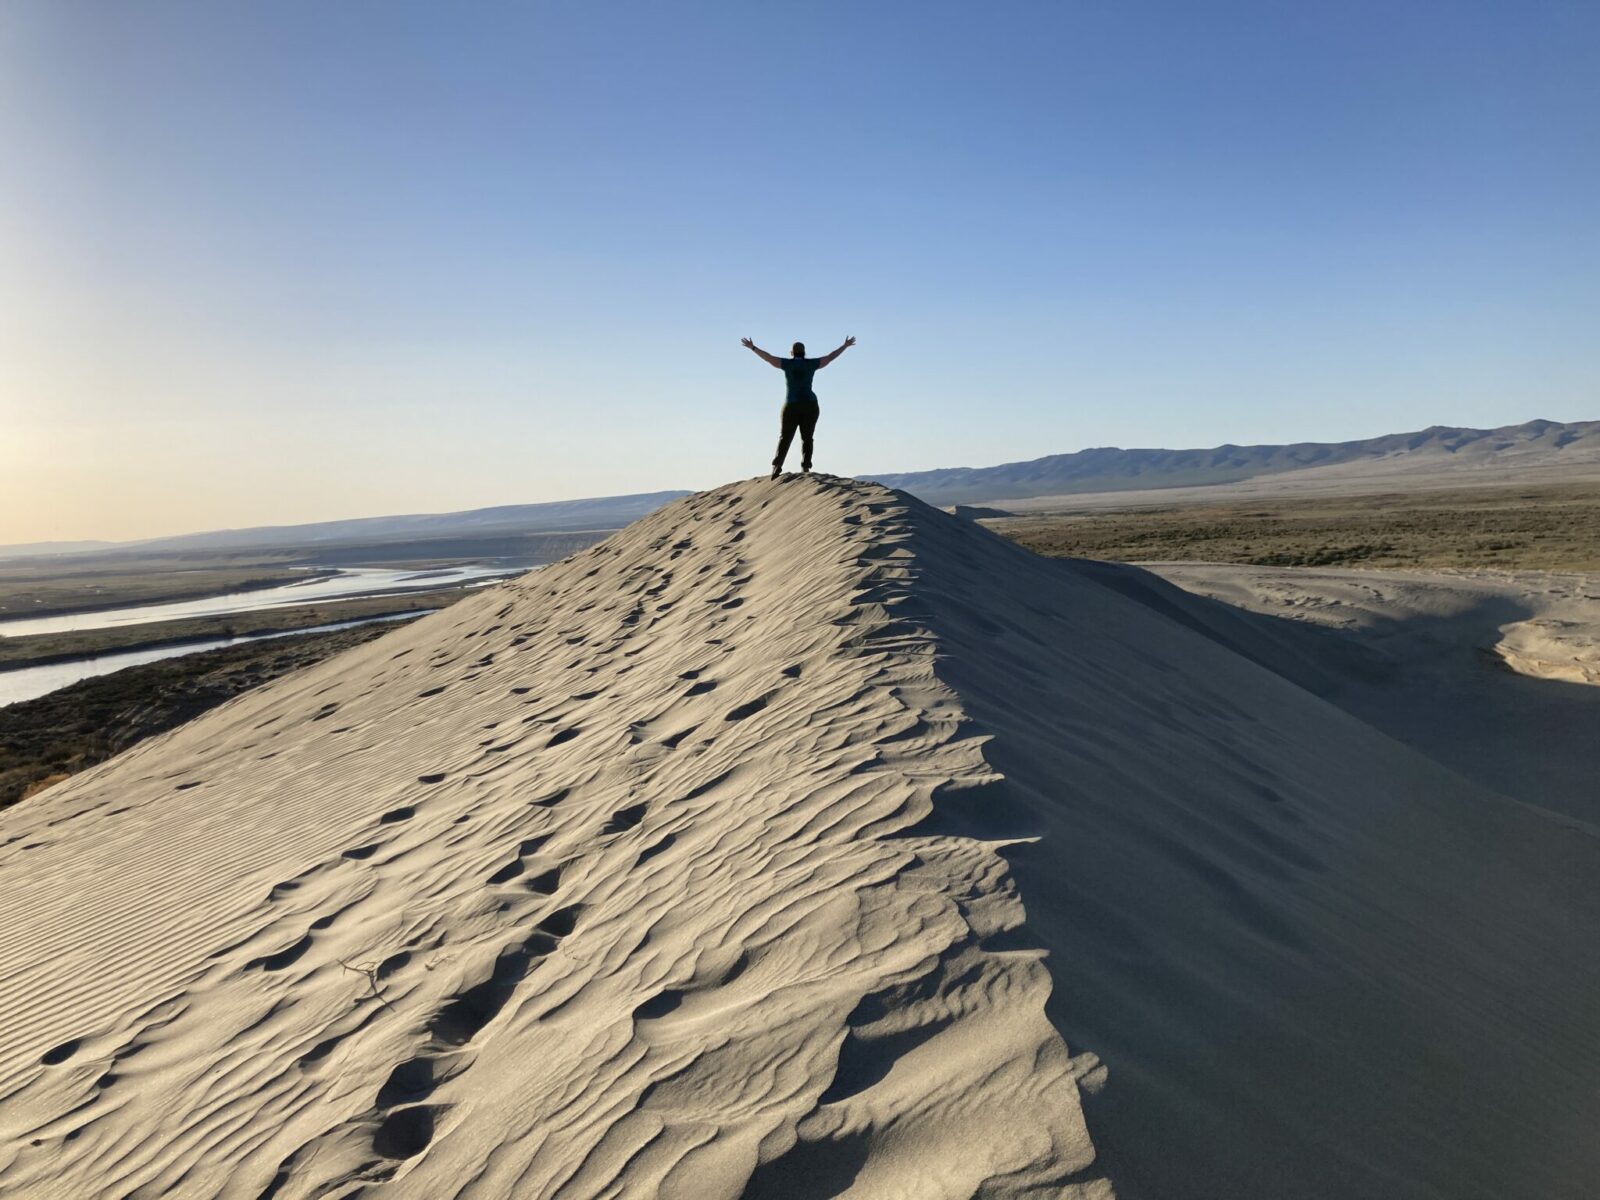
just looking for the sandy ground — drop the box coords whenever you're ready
[0,476,1597,1198]
[1146,563,1600,825]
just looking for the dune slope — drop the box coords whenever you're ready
[1143,562,1600,823]
[1,475,1597,1199]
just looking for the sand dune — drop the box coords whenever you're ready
[1147,562,1600,823]
[1148,563,1600,689]
[1,476,1597,1198]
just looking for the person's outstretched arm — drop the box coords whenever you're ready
[816,335,857,368]
[741,337,784,368]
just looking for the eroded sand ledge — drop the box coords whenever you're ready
[0,476,1597,1199]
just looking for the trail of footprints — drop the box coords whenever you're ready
[250,793,591,1180]
[366,899,581,1163]
[16,481,834,1189]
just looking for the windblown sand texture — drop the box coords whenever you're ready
[1145,565,1600,686]
[1,476,1597,1199]
[1146,562,1600,822]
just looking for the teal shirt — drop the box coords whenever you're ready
[780,357,820,404]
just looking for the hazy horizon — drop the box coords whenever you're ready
[5,1,1597,543]
[5,412,1599,551]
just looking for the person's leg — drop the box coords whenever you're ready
[799,402,819,472]
[773,404,800,477]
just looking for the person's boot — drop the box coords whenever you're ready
[770,464,782,480]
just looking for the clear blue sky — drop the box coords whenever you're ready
[3,0,1596,542]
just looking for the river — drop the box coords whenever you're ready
[0,564,521,639]
[0,611,429,708]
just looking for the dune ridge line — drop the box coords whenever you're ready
[2,473,1599,1198]
[0,476,1107,1198]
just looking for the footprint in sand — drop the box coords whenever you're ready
[635,832,676,866]
[40,1038,82,1066]
[487,858,525,885]
[489,834,562,889]
[247,933,312,973]
[724,695,770,722]
[603,803,648,834]
[524,865,562,894]
[372,1104,436,1159]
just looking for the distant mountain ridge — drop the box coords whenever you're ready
[0,540,117,559]
[122,491,692,555]
[7,419,1595,558]
[867,418,1600,506]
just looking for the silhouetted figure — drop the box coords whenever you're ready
[741,336,856,479]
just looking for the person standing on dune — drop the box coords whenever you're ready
[741,335,855,479]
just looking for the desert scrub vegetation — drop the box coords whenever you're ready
[993,483,1600,572]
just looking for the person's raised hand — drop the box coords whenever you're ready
[844,335,856,347]
[740,337,754,348]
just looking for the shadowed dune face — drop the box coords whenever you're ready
[1137,562,1600,824]
[0,475,1596,1200]
[853,498,1600,1199]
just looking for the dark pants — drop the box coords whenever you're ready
[774,399,819,471]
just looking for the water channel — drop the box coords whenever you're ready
[0,611,432,707]
[0,562,535,707]
[0,564,520,638]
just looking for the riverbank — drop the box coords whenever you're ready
[0,587,469,670]
[0,621,406,809]
[0,561,337,621]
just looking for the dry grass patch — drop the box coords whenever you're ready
[993,483,1600,571]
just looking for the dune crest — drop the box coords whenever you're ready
[0,477,1105,1199]
[2,474,1598,1199]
